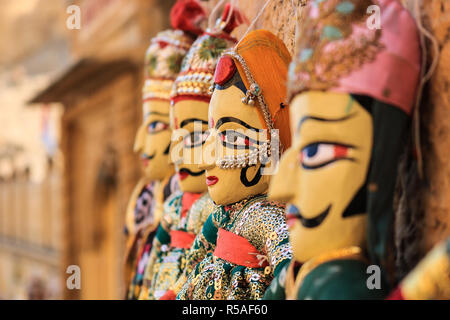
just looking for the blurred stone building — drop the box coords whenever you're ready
[0,0,70,299]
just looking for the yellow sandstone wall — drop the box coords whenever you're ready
[420,0,450,254]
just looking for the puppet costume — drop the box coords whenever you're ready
[140,4,242,300]
[124,180,159,299]
[177,195,290,300]
[265,0,421,300]
[125,0,206,299]
[176,30,293,300]
[388,237,450,300]
[126,176,178,299]
[140,191,215,299]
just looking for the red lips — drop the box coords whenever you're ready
[286,214,298,228]
[178,171,189,181]
[206,176,219,186]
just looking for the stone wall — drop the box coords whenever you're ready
[395,0,450,279]
[420,0,450,254]
[236,0,299,54]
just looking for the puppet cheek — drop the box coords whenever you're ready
[274,91,373,263]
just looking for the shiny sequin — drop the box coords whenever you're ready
[139,192,215,299]
[177,194,292,300]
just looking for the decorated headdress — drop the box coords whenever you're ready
[142,31,193,104]
[288,0,421,115]
[170,0,207,37]
[288,0,422,270]
[171,3,244,105]
[209,30,291,170]
[219,30,292,149]
[142,0,206,111]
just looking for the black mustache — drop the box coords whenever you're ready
[163,143,171,155]
[179,168,205,176]
[287,204,331,228]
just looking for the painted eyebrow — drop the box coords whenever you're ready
[180,118,208,128]
[296,113,356,133]
[215,117,264,132]
[145,111,170,117]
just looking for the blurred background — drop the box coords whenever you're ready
[0,0,448,300]
[0,0,174,300]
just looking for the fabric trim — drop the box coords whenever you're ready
[213,228,268,268]
[170,230,196,249]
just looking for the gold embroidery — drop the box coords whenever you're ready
[288,246,366,299]
[177,195,292,300]
[288,0,384,100]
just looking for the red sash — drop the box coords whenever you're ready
[170,230,196,249]
[181,192,202,218]
[214,228,269,268]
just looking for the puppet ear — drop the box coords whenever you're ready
[220,3,246,34]
[214,56,237,86]
[170,0,206,36]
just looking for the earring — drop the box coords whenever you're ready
[216,141,272,169]
[241,83,261,106]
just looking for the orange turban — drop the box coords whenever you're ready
[230,30,292,150]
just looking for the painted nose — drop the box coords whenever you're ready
[199,129,216,170]
[133,124,145,153]
[168,132,183,165]
[268,147,297,202]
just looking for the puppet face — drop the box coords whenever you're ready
[134,100,173,181]
[201,84,271,205]
[170,99,209,193]
[269,91,372,262]
[134,185,154,231]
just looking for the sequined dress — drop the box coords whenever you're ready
[126,175,178,299]
[177,194,292,300]
[140,191,215,299]
[125,182,157,300]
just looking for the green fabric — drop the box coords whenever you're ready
[177,195,291,300]
[263,262,289,300]
[202,213,219,245]
[273,244,290,277]
[155,224,170,245]
[298,259,388,300]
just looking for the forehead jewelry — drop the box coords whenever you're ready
[223,49,274,132]
[216,142,271,169]
[214,49,281,170]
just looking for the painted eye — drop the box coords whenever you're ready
[147,121,169,133]
[219,130,256,150]
[183,131,208,148]
[300,143,351,169]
